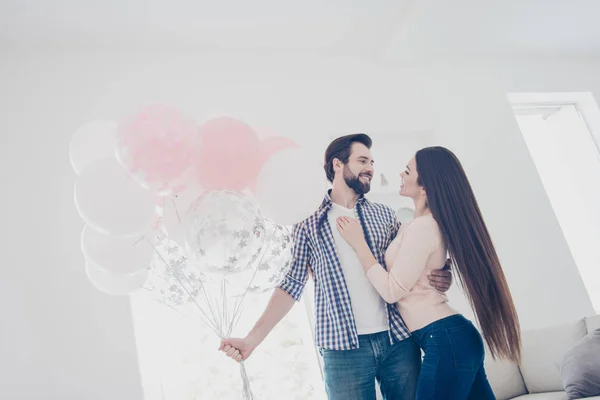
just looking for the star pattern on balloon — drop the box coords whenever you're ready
[181,190,266,276]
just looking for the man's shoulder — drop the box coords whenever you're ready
[364,198,396,218]
[292,209,322,234]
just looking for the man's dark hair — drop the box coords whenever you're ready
[324,133,372,183]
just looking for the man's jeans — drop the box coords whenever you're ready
[322,331,420,400]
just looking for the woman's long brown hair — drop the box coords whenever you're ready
[415,146,522,363]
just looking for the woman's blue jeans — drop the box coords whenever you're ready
[411,315,496,400]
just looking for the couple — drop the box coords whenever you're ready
[220,134,522,399]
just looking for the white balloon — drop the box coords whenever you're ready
[85,258,149,296]
[81,225,154,274]
[255,148,327,225]
[69,120,118,175]
[74,157,156,237]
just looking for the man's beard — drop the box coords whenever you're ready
[343,165,371,195]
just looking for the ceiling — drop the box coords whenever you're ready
[1,0,600,61]
[0,0,412,54]
[383,0,600,61]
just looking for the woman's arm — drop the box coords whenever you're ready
[337,216,439,304]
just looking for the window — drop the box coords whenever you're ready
[509,92,600,313]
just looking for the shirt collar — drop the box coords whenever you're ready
[317,189,367,218]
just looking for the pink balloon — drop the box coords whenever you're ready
[249,136,299,192]
[116,105,197,195]
[258,136,299,165]
[254,126,280,140]
[194,117,261,191]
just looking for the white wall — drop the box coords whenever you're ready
[1,49,597,399]
[0,50,145,400]
[422,62,598,327]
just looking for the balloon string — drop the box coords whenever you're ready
[172,197,181,224]
[146,239,220,335]
[227,227,273,337]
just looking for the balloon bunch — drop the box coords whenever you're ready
[69,105,327,399]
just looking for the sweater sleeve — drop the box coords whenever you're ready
[366,216,440,304]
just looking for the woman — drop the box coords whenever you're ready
[337,146,521,400]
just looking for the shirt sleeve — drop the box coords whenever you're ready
[277,222,311,301]
[366,217,439,304]
[386,212,401,248]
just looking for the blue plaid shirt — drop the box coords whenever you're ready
[278,191,411,350]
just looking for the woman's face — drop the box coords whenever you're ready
[399,156,424,199]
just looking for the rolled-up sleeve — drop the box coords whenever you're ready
[277,222,311,301]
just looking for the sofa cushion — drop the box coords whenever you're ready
[586,314,600,333]
[512,392,567,400]
[484,351,528,400]
[559,328,600,400]
[519,319,587,393]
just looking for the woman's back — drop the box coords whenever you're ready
[382,214,458,331]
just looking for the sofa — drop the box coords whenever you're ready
[485,314,600,399]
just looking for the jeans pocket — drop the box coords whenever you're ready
[444,322,483,371]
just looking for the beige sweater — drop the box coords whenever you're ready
[366,215,458,332]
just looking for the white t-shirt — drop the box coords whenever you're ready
[328,202,389,335]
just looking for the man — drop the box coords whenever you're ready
[220,134,452,399]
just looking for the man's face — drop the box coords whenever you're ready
[340,143,374,195]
